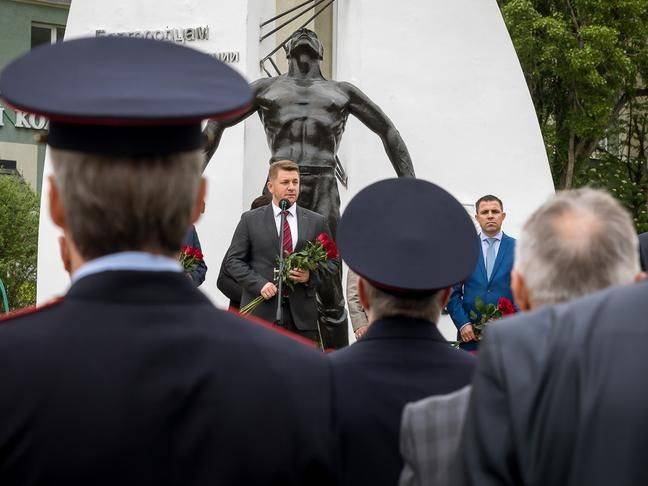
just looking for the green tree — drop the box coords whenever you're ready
[0,175,39,310]
[498,0,648,189]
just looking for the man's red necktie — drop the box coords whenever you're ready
[281,211,293,254]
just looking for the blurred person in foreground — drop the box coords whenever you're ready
[461,188,646,486]
[330,178,479,486]
[399,188,646,486]
[0,37,336,486]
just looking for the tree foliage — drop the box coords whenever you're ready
[498,0,648,192]
[0,176,39,310]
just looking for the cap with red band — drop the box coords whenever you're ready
[336,178,479,297]
[0,36,252,156]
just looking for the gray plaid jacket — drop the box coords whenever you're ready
[399,386,472,486]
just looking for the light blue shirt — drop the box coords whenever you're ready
[72,251,182,284]
[480,231,502,266]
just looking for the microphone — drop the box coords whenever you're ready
[279,199,291,210]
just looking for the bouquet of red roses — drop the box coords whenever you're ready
[239,233,338,315]
[179,245,203,273]
[451,296,515,347]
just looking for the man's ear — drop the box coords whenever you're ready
[48,175,67,230]
[438,287,452,309]
[501,211,507,222]
[511,270,531,311]
[358,276,370,311]
[190,178,207,225]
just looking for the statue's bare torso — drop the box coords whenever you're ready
[255,75,350,168]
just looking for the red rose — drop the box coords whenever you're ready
[180,245,189,254]
[498,297,515,316]
[316,232,339,259]
[193,249,204,261]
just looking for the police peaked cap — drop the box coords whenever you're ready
[0,36,252,156]
[337,178,479,296]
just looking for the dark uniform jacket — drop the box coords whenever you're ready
[225,204,338,330]
[0,270,336,486]
[329,316,475,486]
[461,280,648,486]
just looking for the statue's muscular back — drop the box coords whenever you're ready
[253,75,351,168]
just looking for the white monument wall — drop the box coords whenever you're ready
[335,0,554,338]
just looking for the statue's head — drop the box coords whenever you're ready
[285,28,324,61]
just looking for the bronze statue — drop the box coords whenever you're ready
[204,28,415,348]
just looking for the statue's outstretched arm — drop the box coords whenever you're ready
[342,82,415,177]
[202,78,271,171]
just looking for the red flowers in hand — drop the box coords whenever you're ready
[316,232,339,259]
[498,297,515,316]
[181,245,203,261]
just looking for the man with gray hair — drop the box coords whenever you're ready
[511,187,644,310]
[400,188,644,486]
[461,188,648,486]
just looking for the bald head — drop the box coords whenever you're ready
[514,188,640,308]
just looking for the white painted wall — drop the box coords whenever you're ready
[37,0,270,304]
[335,0,554,338]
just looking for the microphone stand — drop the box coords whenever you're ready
[275,200,289,326]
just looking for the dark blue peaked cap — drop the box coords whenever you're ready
[0,36,252,156]
[337,178,479,296]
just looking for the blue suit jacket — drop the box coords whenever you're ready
[447,233,516,351]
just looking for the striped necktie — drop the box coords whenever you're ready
[281,211,293,254]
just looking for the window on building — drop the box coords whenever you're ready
[0,160,18,175]
[31,23,65,49]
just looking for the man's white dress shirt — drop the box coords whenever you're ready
[272,202,298,252]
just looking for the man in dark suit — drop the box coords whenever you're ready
[0,37,336,486]
[447,194,516,351]
[225,160,338,342]
[330,178,479,486]
[217,194,272,309]
[460,189,646,486]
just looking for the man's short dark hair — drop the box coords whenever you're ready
[268,160,299,180]
[475,195,503,212]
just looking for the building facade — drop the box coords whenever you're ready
[0,0,70,193]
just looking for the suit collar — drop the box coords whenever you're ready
[361,316,447,343]
[295,206,312,252]
[66,270,211,305]
[263,204,280,246]
[489,233,512,281]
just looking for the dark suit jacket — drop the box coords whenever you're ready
[0,270,337,485]
[638,232,648,271]
[461,280,648,486]
[329,316,475,486]
[217,252,242,309]
[182,225,207,286]
[225,204,338,330]
[447,233,516,350]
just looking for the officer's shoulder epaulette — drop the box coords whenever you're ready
[0,296,64,324]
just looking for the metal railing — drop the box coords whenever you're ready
[259,0,336,77]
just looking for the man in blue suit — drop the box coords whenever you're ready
[447,195,516,351]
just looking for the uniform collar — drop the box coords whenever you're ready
[72,251,182,284]
[66,270,209,304]
[361,315,447,343]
